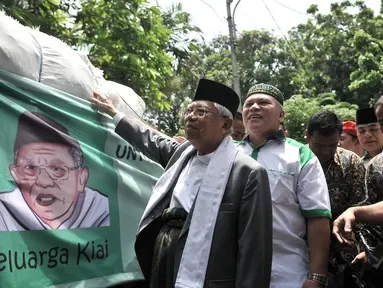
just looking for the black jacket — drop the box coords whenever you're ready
[115,117,273,288]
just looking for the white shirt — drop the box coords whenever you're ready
[236,136,331,288]
[170,152,213,212]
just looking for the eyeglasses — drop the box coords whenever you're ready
[15,165,80,180]
[183,107,222,118]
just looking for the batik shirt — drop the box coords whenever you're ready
[326,147,366,270]
[366,152,383,204]
[236,133,331,288]
[361,152,383,278]
[327,147,366,220]
[362,152,372,168]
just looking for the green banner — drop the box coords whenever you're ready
[0,69,163,287]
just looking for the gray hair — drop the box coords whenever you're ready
[68,147,83,167]
[214,103,234,135]
[214,103,234,119]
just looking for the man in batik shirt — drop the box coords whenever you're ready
[356,108,383,167]
[333,99,383,287]
[365,99,383,204]
[365,155,383,204]
[306,110,367,287]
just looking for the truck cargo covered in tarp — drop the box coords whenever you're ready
[0,11,146,119]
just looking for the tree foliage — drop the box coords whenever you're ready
[3,0,383,139]
[289,1,383,106]
[72,0,175,111]
[1,0,76,40]
[1,0,197,112]
[236,30,297,102]
[199,30,298,103]
[144,3,203,136]
[284,95,320,143]
[284,94,359,142]
[199,1,383,109]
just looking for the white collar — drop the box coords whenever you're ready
[196,151,214,165]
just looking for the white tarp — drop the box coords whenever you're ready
[0,11,146,118]
[0,11,41,82]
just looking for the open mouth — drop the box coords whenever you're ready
[36,194,58,206]
[248,115,262,120]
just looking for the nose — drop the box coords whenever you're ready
[35,169,55,188]
[185,110,197,122]
[364,131,372,139]
[249,102,261,112]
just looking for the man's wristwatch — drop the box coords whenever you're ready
[307,273,329,288]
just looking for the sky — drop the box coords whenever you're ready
[151,0,381,40]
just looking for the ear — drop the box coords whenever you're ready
[9,164,20,185]
[78,166,89,190]
[305,129,310,142]
[222,118,233,134]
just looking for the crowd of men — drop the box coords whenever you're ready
[92,80,383,288]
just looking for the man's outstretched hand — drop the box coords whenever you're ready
[91,92,119,117]
[333,208,356,245]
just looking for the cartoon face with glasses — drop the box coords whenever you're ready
[0,112,109,231]
[10,142,89,227]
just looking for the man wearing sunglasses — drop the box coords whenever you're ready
[0,111,109,231]
[92,78,272,288]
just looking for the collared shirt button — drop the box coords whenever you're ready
[151,214,156,219]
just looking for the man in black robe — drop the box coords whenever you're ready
[93,79,273,288]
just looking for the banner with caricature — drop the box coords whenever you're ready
[0,69,163,287]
